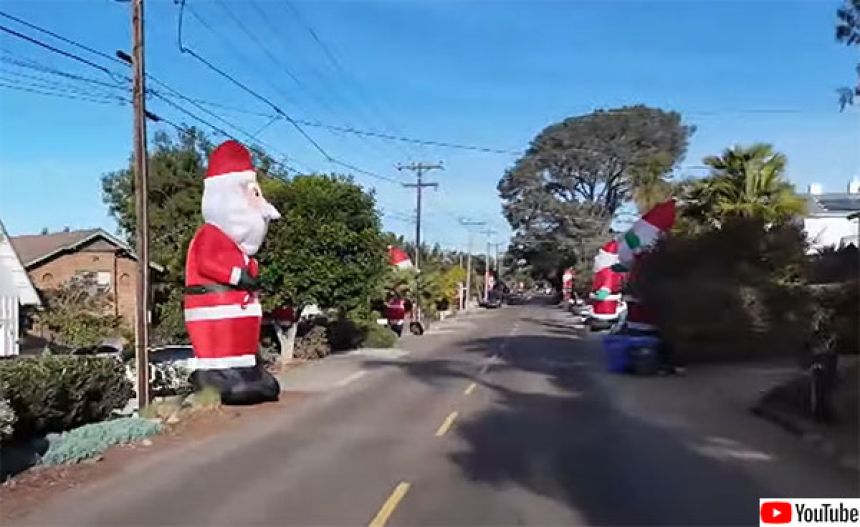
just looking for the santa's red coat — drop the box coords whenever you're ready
[184,223,261,370]
[589,267,624,318]
[386,298,407,325]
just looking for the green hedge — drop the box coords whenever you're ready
[0,356,134,440]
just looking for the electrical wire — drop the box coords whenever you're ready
[0,10,521,158]
[280,0,421,159]
[176,0,402,184]
[0,24,127,89]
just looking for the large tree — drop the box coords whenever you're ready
[498,105,693,281]
[102,129,215,342]
[836,0,860,108]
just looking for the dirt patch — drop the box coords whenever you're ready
[0,391,311,522]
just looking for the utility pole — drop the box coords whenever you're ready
[459,219,485,310]
[398,162,442,323]
[480,227,497,302]
[131,0,150,408]
[493,242,505,278]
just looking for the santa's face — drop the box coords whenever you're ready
[201,175,281,256]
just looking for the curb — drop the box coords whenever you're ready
[751,404,859,472]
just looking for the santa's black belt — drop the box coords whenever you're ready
[184,284,239,295]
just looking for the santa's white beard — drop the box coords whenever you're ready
[201,178,276,256]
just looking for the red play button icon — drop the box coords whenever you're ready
[761,501,792,524]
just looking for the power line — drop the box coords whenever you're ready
[0,23,125,85]
[0,10,126,67]
[247,0,405,161]
[0,12,515,158]
[280,0,422,160]
[176,1,402,185]
[0,80,127,105]
[0,11,381,181]
[151,94,522,155]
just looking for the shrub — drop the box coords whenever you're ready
[328,317,364,352]
[294,325,331,360]
[634,219,813,363]
[0,397,16,442]
[362,323,397,349]
[36,276,129,350]
[0,356,134,440]
[41,417,161,465]
[809,281,859,356]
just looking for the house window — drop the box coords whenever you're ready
[75,271,111,292]
[96,272,112,288]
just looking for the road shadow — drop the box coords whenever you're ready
[369,331,775,525]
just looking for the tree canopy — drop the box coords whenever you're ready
[259,174,387,317]
[498,105,693,281]
[836,0,860,108]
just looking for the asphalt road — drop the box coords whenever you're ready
[15,303,858,526]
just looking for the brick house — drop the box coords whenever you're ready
[9,228,157,326]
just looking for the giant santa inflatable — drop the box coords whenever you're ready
[184,140,282,404]
[616,199,676,334]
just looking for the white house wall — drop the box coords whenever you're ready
[0,222,41,306]
[804,216,859,253]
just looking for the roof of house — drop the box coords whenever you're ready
[0,220,41,306]
[9,228,162,271]
[802,192,860,216]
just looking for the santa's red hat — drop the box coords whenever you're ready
[206,140,256,185]
[388,245,413,269]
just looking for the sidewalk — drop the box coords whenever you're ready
[582,333,859,486]
[752,358,858,471]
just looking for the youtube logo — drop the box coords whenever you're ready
[761,501,792,524]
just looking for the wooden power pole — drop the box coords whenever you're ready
[459,219,485,310]
[131,0,150,408]
[397,162,442,323]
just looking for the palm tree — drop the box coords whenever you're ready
[697,143,805,224]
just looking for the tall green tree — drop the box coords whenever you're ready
[685,144,805,227]
[102,129,214,342]
[259,174,387,317]
[836,0,860,108]
[498,105,693,281]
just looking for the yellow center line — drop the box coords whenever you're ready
[368,482,411,527]
[464,382,477,395]
[434,411,459,437]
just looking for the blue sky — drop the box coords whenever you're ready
[1,0,858,251]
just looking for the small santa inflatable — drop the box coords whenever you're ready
[589,239,625,326]
[562,267,575,303]
[184,140,281,404]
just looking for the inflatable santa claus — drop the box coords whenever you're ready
[184,140,282,404]
[616,199,676,334]
[588,239,625,328]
